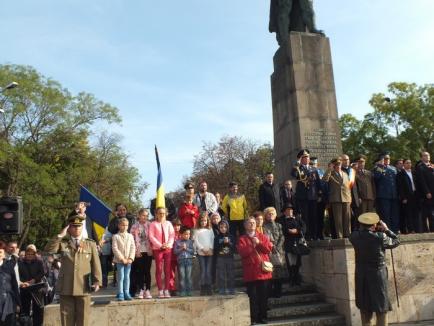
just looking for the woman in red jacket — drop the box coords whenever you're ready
[237,216,273,325]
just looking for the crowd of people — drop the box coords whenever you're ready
[0,149,432,325]
[289,150,434,240]
[0,240,60,326]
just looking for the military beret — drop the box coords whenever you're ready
[297,149,310,159]
[68,215,84,226]
[355,155,367,162]
[358,212,380,225]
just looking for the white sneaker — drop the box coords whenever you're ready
[164,289,171,298]
[158,290,165,298]
[136,289,144,299]
[145,290,152,299]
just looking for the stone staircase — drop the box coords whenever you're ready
[233,255,346,326]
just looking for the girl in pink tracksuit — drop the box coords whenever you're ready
[148,207,175,298]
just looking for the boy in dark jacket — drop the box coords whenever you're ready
[215,220,235,295]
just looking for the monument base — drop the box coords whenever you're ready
[43,294,250,326]
[300,234,434,326]
[271,32,342,182]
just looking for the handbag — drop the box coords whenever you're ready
[289,231,311,256]
[253,245,273,273]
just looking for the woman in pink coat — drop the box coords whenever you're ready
[237,216,273,325]
[148,207,175,298]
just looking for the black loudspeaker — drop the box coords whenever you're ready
[0,196,23,235]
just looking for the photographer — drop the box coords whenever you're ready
[349,213,400,326]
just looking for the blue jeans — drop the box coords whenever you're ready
[178,258,193,292]
[116,263,132,295]
[198,255,212,285]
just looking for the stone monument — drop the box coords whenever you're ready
[269,1,342,182]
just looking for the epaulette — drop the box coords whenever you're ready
[84,238,96,243]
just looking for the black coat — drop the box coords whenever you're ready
[415,162,434,198]
[291,165,321,201]
[279,186,295,212]
[18,259,45,284]
[279,215,306,253]
[258,182,280,211]
[349,229,400,313]
[0,259,21,308]
[397,170,417,201]
[107,213,135,234]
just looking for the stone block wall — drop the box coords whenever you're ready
[301,234,434,326]
[44,294,250,326]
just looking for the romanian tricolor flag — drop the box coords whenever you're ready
[79,186,112,241]
[155,145,165,208]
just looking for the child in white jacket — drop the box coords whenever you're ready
[112,217,136,300]
[193,212,214,295]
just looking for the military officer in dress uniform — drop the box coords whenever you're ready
[355,155,376,216]
[372,153,400,233]
[291,149,321,240]
[349,212,400,326]
[45,214,102,326]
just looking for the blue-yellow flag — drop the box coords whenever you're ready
[79,186,112,241]
[155,145,165,208]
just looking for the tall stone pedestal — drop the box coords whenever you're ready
[271,32,342,182]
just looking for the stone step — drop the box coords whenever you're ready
[261,314,346,326]
[268,302,336,319]
[268,293,323,307]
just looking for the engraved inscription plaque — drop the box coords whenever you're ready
[304,129,340,164]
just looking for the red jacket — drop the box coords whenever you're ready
[237,233,273,283]
[178,202,199,228]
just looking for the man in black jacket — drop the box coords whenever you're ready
[258,172,280,211]
[107,203,135,234]
[397,159,420,233]
[349,213,400,326]
[415,151,434,232]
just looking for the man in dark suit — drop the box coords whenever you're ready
[373,153,400,233]
[291,149,321,240]
[279,180,295,213]
[355,155,376,216]
[397,159,420,233]
[415,151,434,232]
[258,172,280,211]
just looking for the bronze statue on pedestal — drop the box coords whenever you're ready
[269,0,324,46]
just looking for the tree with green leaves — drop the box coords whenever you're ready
[184,135,274,212]
[0,64,147,247]
[339,82,433,165]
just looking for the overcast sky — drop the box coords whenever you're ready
[2,1,434,204]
